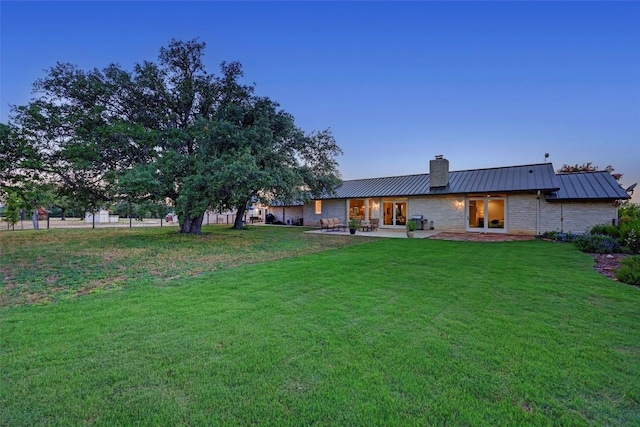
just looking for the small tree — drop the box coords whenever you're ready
[3,191,22,230]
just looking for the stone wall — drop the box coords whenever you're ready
[304,195,619,234]
[304,199,347,228]
[540,200,618,234]
[507,194,537,235]
[406,195,466,232]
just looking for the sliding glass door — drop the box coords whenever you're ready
[467,196,506,232]
[382,201,407,227]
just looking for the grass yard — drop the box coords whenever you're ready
[1,226,639,425]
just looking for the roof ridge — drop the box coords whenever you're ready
[556,170,611,175]
[341,163,552,183]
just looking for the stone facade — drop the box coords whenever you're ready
[429,156,449,188]
[304,199,347,227]
[506,194,538,235]
[540,200,618,234]
[406,195,466,232]
[303,194,619,235]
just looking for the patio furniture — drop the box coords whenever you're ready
[320,218,347,232]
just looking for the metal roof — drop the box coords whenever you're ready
[546,172,630,201]
[322,163,560,199]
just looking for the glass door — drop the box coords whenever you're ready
[467,197,506,232]
[468,199,485,229]
[383,201,407,227]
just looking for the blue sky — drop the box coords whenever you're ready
[1,1,639,201]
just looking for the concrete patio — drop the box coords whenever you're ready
[305,228,535,242]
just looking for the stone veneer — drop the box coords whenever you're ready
[304,199,348,227]
[540,200,618,234]
[304,194,618,234]
[429,155,449,188]
[406,195,466,232]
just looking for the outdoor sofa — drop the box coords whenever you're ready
[320,218,347,232]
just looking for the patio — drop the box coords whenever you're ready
[305,228,535,242]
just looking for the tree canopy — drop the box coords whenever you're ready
[557,162,622,181]
[5,39,342,234]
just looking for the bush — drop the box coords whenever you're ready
[573,234,621,254]
[620,219,640,249]
[624,228,640,254]
[539,230,579,243]
[618,201,640,221]
[615,255,640,286]
[590,223,620,238]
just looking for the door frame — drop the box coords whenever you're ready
[466,196,507,233]
[382,200,408,228]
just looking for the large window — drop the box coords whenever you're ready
[315,200,322,215]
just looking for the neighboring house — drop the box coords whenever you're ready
[304,155,630,235]
[37,207,50,220]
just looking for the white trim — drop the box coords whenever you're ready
[466,196,507,233]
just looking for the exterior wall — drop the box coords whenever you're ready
[407,195,466,232]
[304,199,347,228]
[304,195,619,234]
[507,194,538,235]
[540,200,618,234]
[269,206,304,225]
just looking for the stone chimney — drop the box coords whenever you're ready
[429,155,449,188]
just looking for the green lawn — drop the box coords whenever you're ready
[1,226,639,426]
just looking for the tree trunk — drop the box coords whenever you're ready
[233,204,247,229]
[60,208,66,221]
[179,213,205,235]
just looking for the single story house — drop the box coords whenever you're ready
[304,155,630,235]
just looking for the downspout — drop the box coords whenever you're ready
[536,190,541,236]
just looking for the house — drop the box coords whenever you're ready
[37,207,50,220]
[304,155,630,235]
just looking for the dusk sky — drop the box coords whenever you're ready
[1,1,638,201]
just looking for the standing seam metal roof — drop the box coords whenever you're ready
[546,172,630,201]
[323,163,560,199]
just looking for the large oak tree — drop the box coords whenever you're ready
[8,39,342,234]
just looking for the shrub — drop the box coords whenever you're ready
[615,255,640,286]
[618,201,640,221]
[620,219,640,249]
[590,223,620,238]
[624,228,640,255]
[539,231,579,243]
[573,234,621,254]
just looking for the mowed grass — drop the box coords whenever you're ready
[1,227,639,425]
[0,225,375,306]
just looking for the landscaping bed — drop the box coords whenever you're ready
[592,253,627,279]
